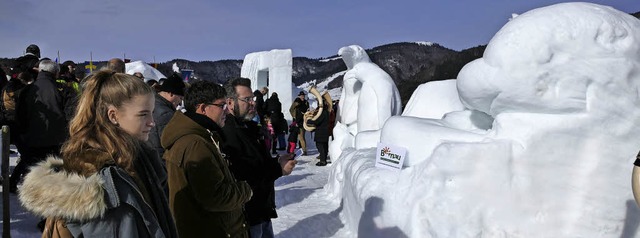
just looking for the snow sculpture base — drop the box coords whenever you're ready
[380,116,486,167]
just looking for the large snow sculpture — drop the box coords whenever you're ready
[241,49,293,120]
[382,79,494,166]
[328,3,640,237]
[330,45,402,159]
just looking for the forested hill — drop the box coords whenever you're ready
[0,11,637,106]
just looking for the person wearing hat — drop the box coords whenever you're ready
[148,73,186,167]
[289,90,310,155]
[13,44,40,82]
[58,60,80,92]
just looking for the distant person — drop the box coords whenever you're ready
[307,101,330,166]
[148,73,185,160]
[265,92,287,153]
[106,58,126,73]
[0,68,25,153]
[264,115,274,152]
[254,86,268,123]
[1,67,28,131]
[221,77,296,238]
[162,80,252,238]
[60,60,77,80]
[58,60,80,92]
[11,59,78,193]
[13,44,40,82]
[18,71,177,237]
[287,121,299,153]
[133,72,145,80]
[289,91,310,155]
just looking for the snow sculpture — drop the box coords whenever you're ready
[382,79,494,166]
[172,62,180,73]
[125,61,166,81]
[328,3,640,237]
[241,49,293,120]
[340,45,402,133]
[401,79,465,119]
[330,45,402,158]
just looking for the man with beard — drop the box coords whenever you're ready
[221,77,297,238]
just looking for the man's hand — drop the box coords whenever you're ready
[278,154,297,175]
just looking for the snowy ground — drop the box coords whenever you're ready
[272,134,349,237]
[1,134,352,237]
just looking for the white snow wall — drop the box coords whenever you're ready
[240,49,293,120]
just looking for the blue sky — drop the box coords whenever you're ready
[0,0,637,63]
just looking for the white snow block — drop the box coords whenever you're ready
[241,49,293,120]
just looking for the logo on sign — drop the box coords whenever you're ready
[376,143,406,171]
[379,147,401,164]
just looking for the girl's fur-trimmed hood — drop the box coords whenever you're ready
[18,156,107,222]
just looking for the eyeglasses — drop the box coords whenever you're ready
[205,103,227,110]
[235,96,255,103]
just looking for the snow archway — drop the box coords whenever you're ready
[241,49,293,120]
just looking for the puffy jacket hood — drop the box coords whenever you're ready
[19,157,107,221]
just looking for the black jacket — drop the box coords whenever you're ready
[288,123,299,142]
[254,90,267,119]
[221,115,283,226]
[17,71,77,148]
[265,95,287,134]
[308,107,330,143]
[149,93,176,159]
[265,95,282,115]
[291,98,309,126]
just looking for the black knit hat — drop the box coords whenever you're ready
[298,91,306,96]
[26,44,40,58]
[157,73,185,96]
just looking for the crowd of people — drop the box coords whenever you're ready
[3,44,336,237]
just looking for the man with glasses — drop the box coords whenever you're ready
[162,80,253,237]
[221,77,297,238]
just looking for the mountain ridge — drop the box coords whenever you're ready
[1,11,637,106]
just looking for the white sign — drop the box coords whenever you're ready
[375,142,407,171]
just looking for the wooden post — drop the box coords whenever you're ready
[2,125,10,238]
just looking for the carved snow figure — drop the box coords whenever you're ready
[329,45,402,160]
[327,3,640,236]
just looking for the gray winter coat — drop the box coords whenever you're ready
[19,156,176,238]
[149,93,176,159]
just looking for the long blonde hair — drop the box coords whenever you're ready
[62,70,154,176]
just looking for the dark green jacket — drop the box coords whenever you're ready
[162,111,252,238]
